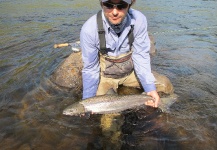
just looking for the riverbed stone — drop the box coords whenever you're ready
[152,71,174,94]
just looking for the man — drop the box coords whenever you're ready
[80,0,160,108]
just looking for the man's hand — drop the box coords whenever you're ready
[146,90,160,108]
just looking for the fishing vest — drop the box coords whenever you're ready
[97,10,135,79]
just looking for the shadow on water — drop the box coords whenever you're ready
[0,0,217,149]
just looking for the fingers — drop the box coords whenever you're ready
[146,90,160,108]
[145,99,155,107]
[154,98,159,108]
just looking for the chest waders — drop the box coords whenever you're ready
[97,10,135,79]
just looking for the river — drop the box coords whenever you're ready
[0,0,217,149]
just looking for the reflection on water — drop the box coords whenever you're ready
[0,0,217,149]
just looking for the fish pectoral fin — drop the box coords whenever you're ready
[106,88,117,95]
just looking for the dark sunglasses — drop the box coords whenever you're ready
[102,2,129,10]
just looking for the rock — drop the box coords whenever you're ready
[153,71,174,94]
[49,51,83,93]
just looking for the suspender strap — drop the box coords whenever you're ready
[97,10,107,54]
[128,25,134,48]
[97,10,134,55]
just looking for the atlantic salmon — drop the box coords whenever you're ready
[63,93,177,116]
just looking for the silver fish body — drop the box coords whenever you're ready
[63,94,178,116]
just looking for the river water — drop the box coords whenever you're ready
[0,0,217,149]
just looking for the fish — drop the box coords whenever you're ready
[63,93,178,116]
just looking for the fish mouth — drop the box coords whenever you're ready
[62,110,74,116]
[62,111,72,115]
[62,110,87,117]
[62,110,81,116]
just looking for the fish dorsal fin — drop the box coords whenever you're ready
[106,88,118,95]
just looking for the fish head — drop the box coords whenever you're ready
[63,103,85,116]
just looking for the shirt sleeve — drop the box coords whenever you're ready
[80,16,100,99]
[131,12,156,92]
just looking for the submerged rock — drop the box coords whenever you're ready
[152,71,174,94]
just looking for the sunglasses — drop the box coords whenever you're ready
[102,2,129,10]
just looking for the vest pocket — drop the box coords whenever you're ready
[103,54,134,79]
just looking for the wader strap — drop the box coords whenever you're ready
[97,10,107,55]
[97,10,134,55]
[128,25,134,48]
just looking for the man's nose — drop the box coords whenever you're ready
[112,7,118,15]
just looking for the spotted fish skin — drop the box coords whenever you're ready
[63,93,178,116]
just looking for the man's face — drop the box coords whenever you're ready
[102,0,130,25]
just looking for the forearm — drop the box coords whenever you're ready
[133,61,156,92]
[82,70,99,99]
[81,46,100,99]
[132,31,156,92]
[80,18,100,99]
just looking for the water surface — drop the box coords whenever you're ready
[0,0,217,149]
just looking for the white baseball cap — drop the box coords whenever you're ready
[101,0,132,4]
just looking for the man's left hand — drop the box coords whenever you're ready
[146,90,160,108]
